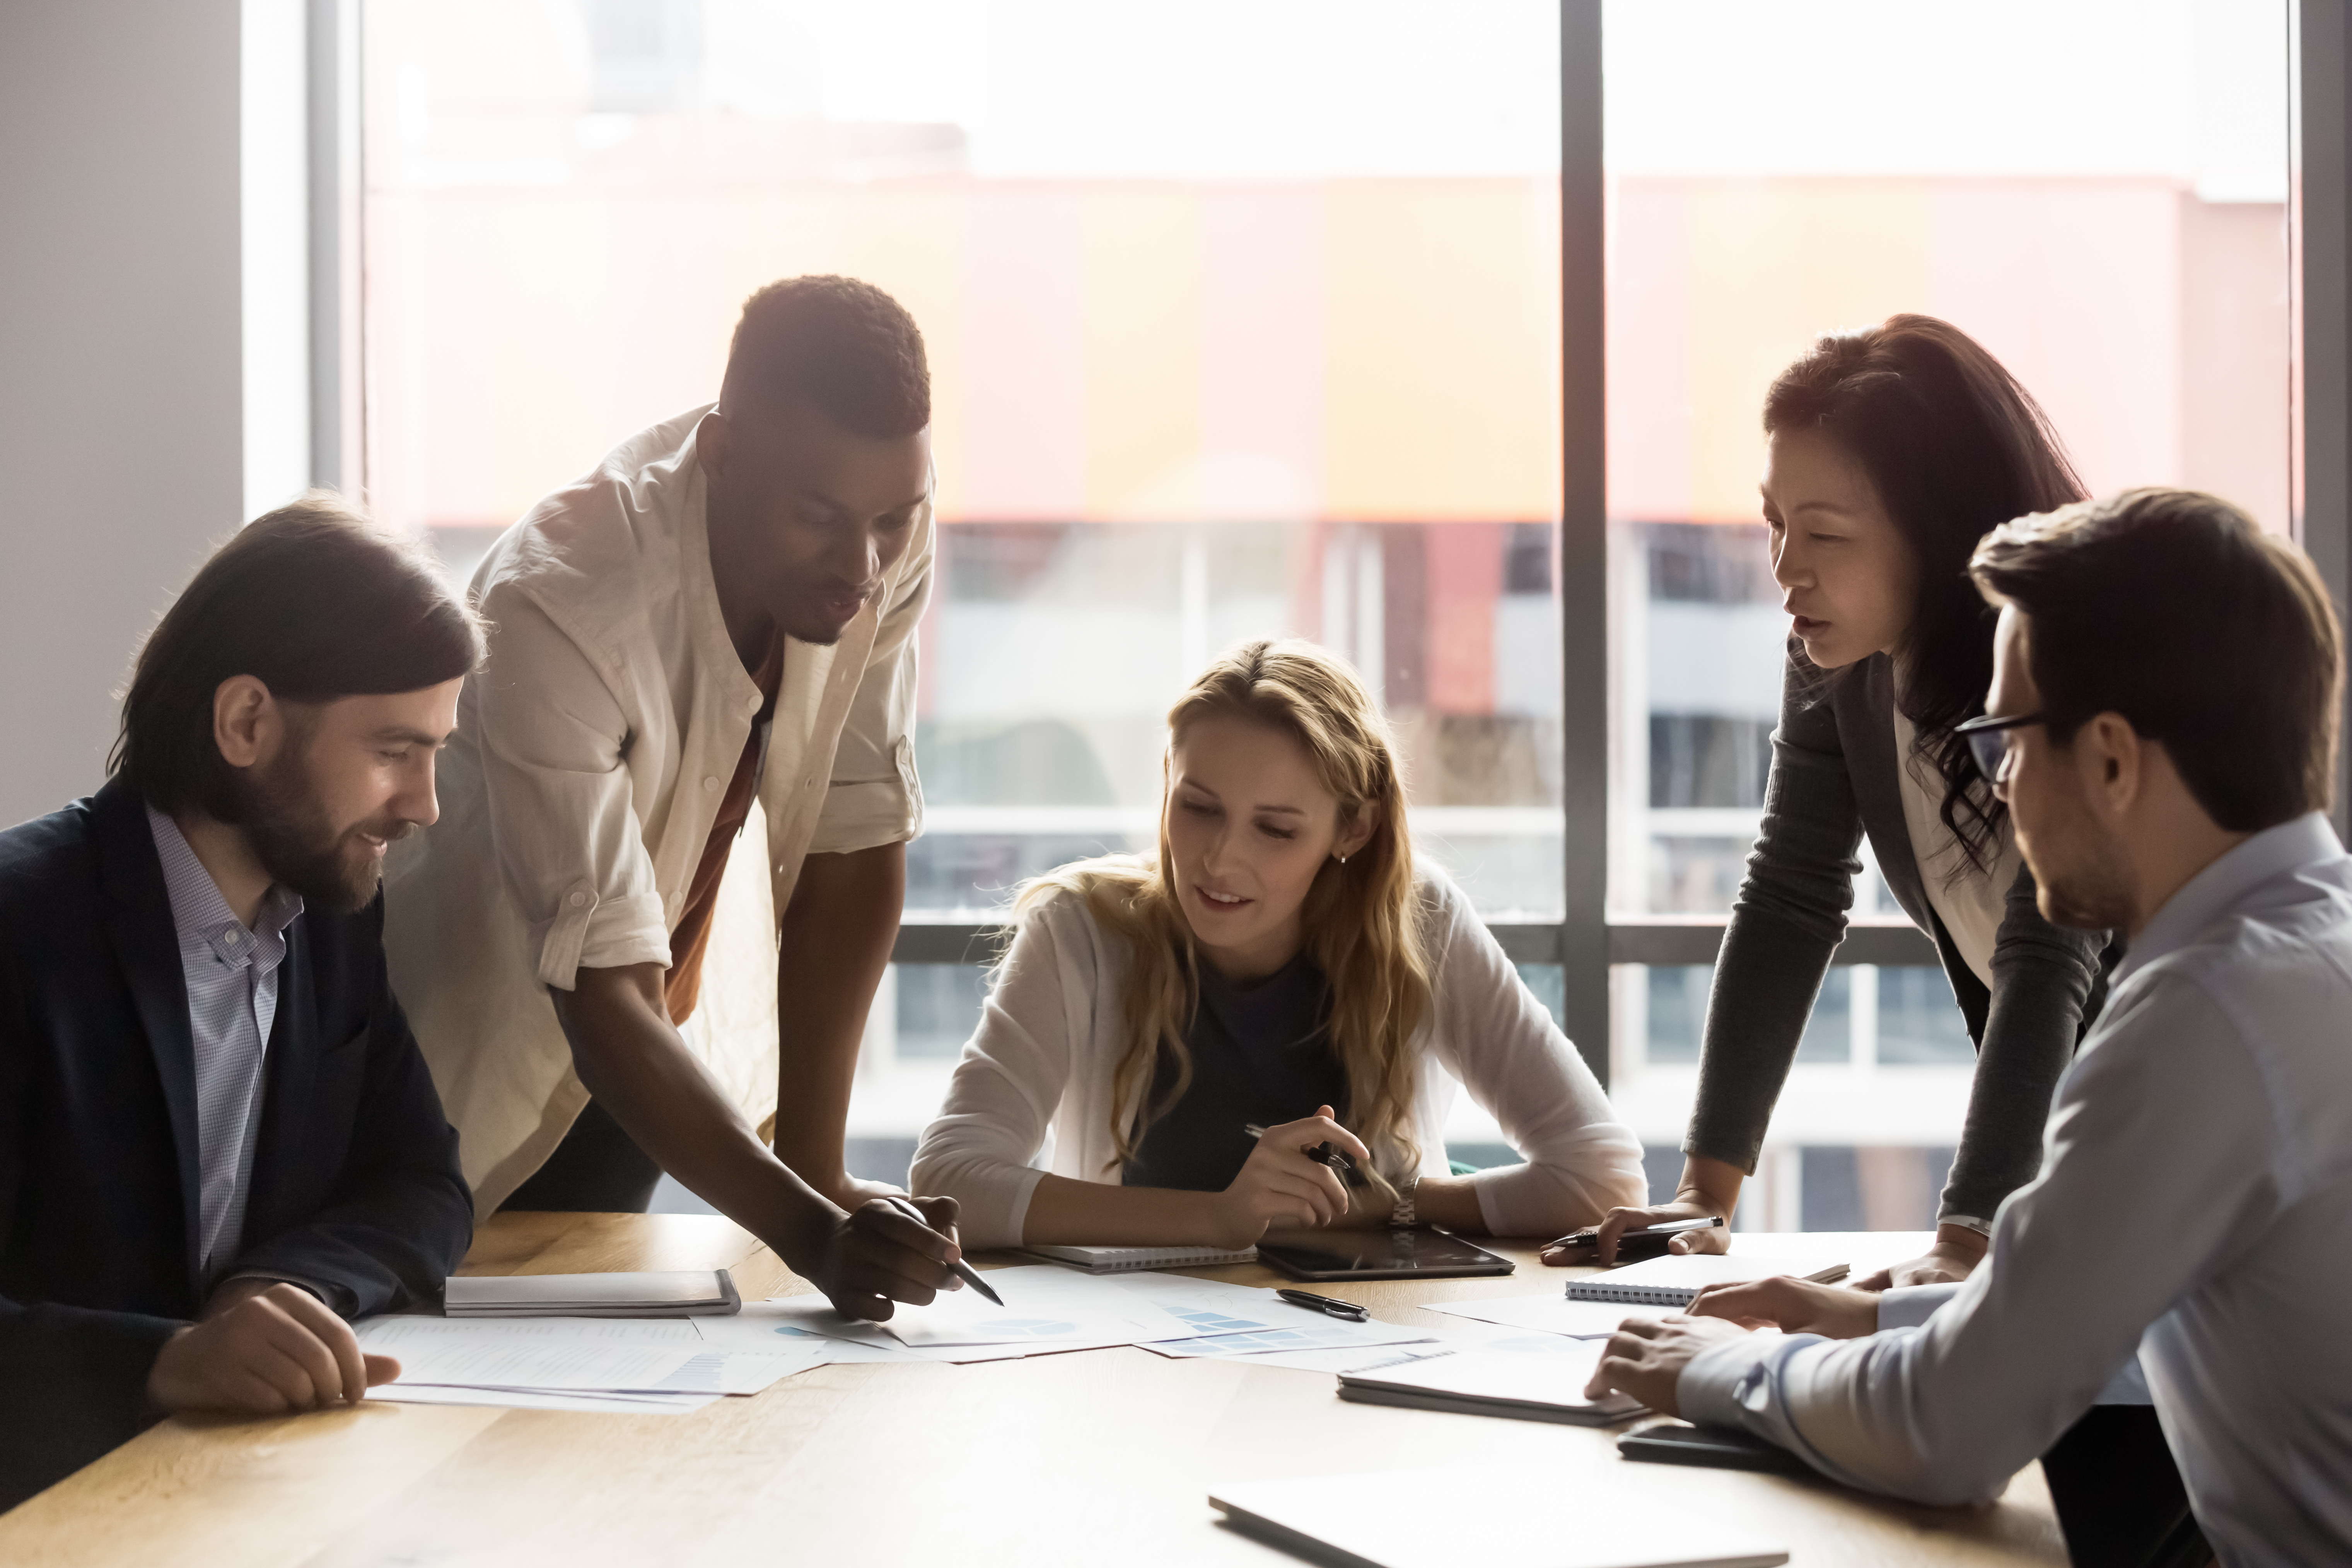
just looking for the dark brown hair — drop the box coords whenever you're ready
[1766,314,2087,872]
[111,491,487,818]
[1970,488,2341,832]
[720,275,930,438]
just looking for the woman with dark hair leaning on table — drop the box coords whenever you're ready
[1558,314,2111,1286]
[1560,316,2210,1568]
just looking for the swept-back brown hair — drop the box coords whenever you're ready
[1016,640,1433,1177]
[1970,488,2340,831]
[111,491,486,819]
[1767,314,2087,874]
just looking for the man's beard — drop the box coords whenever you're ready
[2029,797,2138,933]
[231,748,409,914]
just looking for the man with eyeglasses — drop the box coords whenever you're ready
[1587,488,2352,1567]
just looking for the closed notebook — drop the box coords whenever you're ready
[1336,1346,1642,1426]
[1565,1254,1848,1308]
[1210,1465,1788,1568]
[1015,1244,1258,1274]
[444,1270,741,1317]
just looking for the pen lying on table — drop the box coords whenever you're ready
[1275,1288,1370,1322]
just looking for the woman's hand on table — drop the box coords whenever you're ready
[1543,1154,1741,1267]
[1685,1276,1880,1339]
[1207,1105,1369,1249]
[1541,1199,1734,1268]
[1852,1223,1988,1290]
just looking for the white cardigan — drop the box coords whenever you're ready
[910,870,1649,1249]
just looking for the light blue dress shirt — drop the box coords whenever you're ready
[145,807,304,1282]
[1679,812,2352,1568]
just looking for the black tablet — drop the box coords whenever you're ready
[1617,1421,1814,1478]
[1254,1227,1516,1281]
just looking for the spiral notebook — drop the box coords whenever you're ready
[1565,1254,1848,1308]
[1016,1243,1258,1273]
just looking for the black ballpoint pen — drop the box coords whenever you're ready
[882,1195,1004,1307]
[1276,1287,1369,1322]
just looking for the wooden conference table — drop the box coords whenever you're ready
[2,1213,2066,1567]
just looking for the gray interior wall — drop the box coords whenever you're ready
[0,0,246,827]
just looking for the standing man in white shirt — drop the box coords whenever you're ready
[1586,487,2352,1568]
[385,276,963,1319]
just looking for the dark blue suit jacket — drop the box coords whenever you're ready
[0,778,472,1509]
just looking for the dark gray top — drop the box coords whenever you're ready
[1686,653,2116,1227]
[1122,952,1348,1193]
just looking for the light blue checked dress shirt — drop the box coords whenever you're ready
[145,807,304,1282]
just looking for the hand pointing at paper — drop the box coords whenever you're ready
[809,1194,966,1322]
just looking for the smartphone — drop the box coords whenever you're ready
[1550,1216,1723,1262]
[1617,1422,1814,1478]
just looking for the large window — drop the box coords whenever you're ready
[1599,0,2292,1223]
[362,0,1569,1178]
[358,2,2299,1223]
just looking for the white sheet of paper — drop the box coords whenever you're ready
[354,1314,707,1347]
[1139,1318,1437,1359]
[690,1345,830,1394]
[692,1300,1072,1365]
[361,1318,741,1393]
[875,1265,1197,1350]
[1422,1294,1671,1339]
[791,1336,934,1366]
[368,1383,719,1414]
[693,1299,924,1355]
[1103,1273,1292,1320]
[1197,1343,1465,1376]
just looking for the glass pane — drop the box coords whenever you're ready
[362,0,1567,923]
[1604,0,2292,925]
[1601,2,2290,1209]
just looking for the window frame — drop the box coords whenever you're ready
[317,1,2347,1092]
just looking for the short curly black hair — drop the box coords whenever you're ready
[719,275,930,438]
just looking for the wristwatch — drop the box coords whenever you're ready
[1390,1174,1420,1229]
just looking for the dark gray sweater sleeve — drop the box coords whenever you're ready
[1684,664,1860,1176]
[1937,860,2106,1225]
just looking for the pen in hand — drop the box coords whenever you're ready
[879,1195,1004,1307]
[1244,1123,1364,1188]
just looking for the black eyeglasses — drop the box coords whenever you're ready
[1953,711,2046,785]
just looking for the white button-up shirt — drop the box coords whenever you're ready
[145,807,304,1277]
[384,406,932,1209]
[1680,812,2352,1568]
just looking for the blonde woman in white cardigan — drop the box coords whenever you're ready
[912,640,1647,1252]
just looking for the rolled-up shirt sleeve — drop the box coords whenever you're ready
[473,586,670,990]
[809,507,932,857]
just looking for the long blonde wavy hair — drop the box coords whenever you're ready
[1015,639,1433,1179]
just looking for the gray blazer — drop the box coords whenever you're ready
[1686,653,2115,1226]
